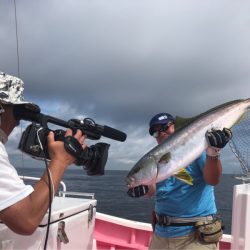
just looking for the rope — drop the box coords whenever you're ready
[229,110,250,182]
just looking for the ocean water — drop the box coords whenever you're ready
[17,167,243,234]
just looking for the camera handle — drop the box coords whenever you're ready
[63,136,88,160]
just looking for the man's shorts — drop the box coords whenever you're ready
[149,233,217,250]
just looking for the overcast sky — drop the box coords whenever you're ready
[1,0,249,174]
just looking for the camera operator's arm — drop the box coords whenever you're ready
[0,129,85,235]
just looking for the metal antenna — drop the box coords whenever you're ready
[13,0,25,172]
[13,0,20,78]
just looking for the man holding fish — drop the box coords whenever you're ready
[127,111,233,250]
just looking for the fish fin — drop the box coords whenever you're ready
[159,152,171,164]
[174,168,193,185]
[175,116,195,130]
[155,163,160,184]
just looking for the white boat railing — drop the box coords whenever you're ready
[58,191,95,199]
[19,175,95,199]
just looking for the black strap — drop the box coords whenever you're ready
[165,222,196,227]
[63,136,87,159]
[157,221,196,227]
[156,215,196,227]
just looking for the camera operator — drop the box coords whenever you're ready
[0,72,86,235]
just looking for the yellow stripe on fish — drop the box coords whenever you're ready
[174,168,193,185]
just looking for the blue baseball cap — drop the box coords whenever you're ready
[149,112,175,135]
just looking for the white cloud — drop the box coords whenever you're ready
[1,0,249,173]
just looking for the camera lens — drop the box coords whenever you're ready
[83,143,110,176]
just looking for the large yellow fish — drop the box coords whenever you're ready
[126,99,250,188]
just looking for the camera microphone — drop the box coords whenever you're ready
[99,125,127,142]
[13,105,127,142]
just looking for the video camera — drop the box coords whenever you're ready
[13,105,127,175]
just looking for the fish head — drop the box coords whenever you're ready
[126,155,158,188]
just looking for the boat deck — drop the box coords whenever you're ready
[93,212,232,250]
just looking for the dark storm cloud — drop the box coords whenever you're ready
[1,0,250,172]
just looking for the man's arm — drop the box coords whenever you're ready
[146,184,156,197]
[0,129,85,235]
[203,157,222,185]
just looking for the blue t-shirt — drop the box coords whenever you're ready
[155,152,217,238]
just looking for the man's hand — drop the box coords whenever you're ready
[205,128,232,157]
[48,129,86,167]
[127,185,149,198]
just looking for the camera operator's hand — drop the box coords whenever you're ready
[48,129,86,167]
